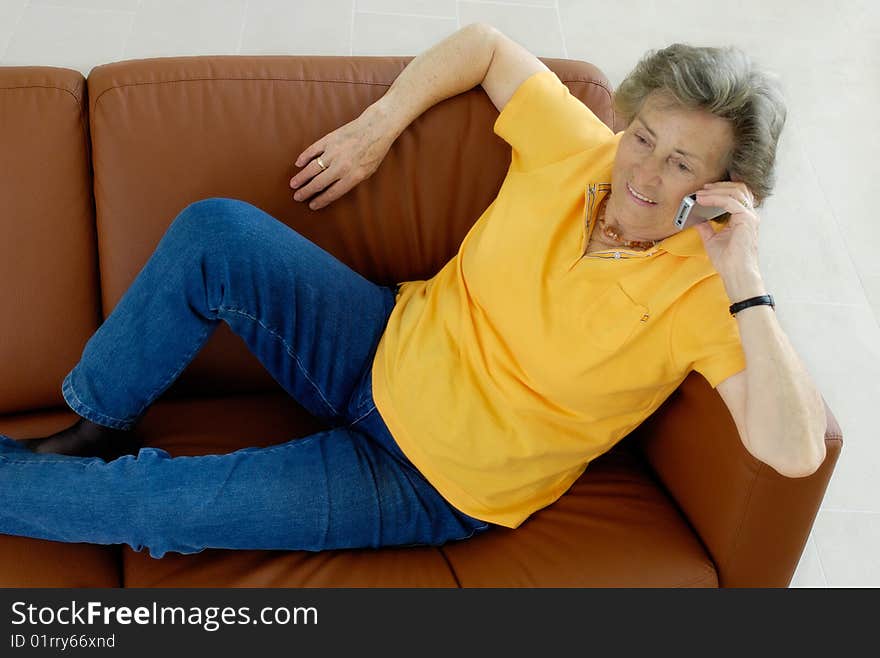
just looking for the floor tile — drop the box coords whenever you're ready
[0,0,27,61]
[862,273,880,328]
[242,0,352,56]
[812,510,880,587]
[776,302,880,381]
[356,0,456,19]
[756,116,867,306]
[459,0,564,59]
[558,1,672,87]
[125,0,245,60]
[353,9,456,56]
[30,0,139,10]
[790,532,827,588]
[794,82,880,281]
[662,0,851,51]
[475,0,555,5]
[2,3,133,76]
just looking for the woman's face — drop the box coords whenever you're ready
[609,92,735,242]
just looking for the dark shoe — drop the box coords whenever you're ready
[25,417,143,462]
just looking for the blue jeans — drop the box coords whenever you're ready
[0,198,490,559]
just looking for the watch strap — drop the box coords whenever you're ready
[729,294,775,317]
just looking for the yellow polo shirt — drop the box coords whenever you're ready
[370,70,746,528]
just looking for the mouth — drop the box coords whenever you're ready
[626,182,658,207]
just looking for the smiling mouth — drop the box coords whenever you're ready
[627,182,657,205]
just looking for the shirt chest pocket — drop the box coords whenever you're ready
[579,282,650,353]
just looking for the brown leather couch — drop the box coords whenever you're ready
[0,55,842,587]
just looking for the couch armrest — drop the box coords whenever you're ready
[635,373,843,587]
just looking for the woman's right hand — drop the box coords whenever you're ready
[289,105,396,211]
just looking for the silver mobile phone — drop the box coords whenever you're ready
[673,193,727,231]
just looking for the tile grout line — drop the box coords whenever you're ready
[357,9,458,21]
[1,0,31,62]
[463,0,558,8]
[236,0,249,54]
[18,3,134,15]
[810,530,831,588]
[555,0,568,58]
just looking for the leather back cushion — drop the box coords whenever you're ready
[83,55,617,397]
[0,67,98,416]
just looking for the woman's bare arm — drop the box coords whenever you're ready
[290,23,498,210]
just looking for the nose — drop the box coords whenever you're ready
[634,155,663,187]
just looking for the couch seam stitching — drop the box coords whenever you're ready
[91,76,395,112]
[720,460,763,581]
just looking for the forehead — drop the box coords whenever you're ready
[634,93,734,164]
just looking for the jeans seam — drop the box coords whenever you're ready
[396,521,490,549]
[0,455,92,466]
[218,305,340,418]
[240,431,328,453]
[444,521,491,544]
[346,403,376,428]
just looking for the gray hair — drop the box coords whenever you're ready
[613,43,787,218]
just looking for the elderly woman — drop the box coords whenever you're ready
[0,24,826,558]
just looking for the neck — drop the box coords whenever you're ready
[598,195,658,249]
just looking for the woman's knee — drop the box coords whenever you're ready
[163,197,277,258]
[172,197,254,235]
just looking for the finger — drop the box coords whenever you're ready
[290,146,326,189]
[290,158,324,190]
[703,181,754,206]
[695,191,750,214]
[306,177,351,210]
[294,140,325,169]
[292,167,334,202]
[700,189,750,207]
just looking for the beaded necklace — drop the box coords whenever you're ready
[595,193,658,251]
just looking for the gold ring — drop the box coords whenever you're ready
[316,156,327,171]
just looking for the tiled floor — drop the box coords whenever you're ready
[1,1,877,587]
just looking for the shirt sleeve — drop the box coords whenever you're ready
[672,274,747,389]
[493,70,615,173]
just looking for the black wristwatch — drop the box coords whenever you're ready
[729,294,775,317]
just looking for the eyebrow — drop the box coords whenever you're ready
[635,117,704,164]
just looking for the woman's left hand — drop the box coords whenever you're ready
[693,181,763,287]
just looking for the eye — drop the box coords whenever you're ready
[677,162,691,173]
[635,134,649,146]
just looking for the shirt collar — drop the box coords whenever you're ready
[587,182,721,258]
